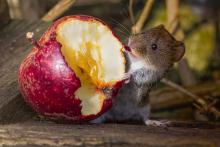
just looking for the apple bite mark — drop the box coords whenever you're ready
[56,17,125,115]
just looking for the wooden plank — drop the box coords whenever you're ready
[0,21,50,123]
[0,121,219,146]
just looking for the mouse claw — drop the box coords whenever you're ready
[122,73,130,84]
[144,120,170,127]
[124,79,130,84]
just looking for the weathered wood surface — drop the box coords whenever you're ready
[0,121,220,146]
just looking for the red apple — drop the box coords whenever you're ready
[18,15,126,122]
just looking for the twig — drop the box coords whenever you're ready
[131,0,154,34]
[6,0,22,19]
[166,0,179,36]
[161,79,220,118]
[42,0,76,21]
[165,0,185,41]
[150,81,220,111]
[129,0,135,25]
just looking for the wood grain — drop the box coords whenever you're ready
[0,121,219,146]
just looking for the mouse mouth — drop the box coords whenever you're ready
[127,39,142,58]
[125,46,139,58]
[127,47,142,59]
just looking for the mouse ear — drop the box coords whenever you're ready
[173,41,185,62]
[155,24,165,29]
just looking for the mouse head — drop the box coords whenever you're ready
[128,25,185,70]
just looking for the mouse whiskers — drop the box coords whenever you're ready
[118,1,134,26]
[114,27,130,38]
[159,50,169,56]
[145,56,152,65]
[110,18,131,36]
[120,6,129,20]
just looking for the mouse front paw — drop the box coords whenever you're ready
[144,120,170,127]
[90,115,106,124]
[122,73,131,83]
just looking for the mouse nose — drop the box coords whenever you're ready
[127,35,139,48]
[127,37,136,50]
[128,37,132,46]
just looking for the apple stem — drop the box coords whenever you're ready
[26,32,42,49]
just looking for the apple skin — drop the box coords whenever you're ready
[18,15,123,122]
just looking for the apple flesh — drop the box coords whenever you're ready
[18,15,126,122]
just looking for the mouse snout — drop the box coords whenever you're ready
[127,35,141,50]
[127,37,136,50]
[128,36,133,47]
[128,33,141,46]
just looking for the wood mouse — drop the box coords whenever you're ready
[91,25,185,125]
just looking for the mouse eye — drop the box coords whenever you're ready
[151,43,157,50]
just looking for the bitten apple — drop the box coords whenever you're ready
[18,15,126,122]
